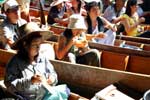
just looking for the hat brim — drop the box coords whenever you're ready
[50,0,68,6]
[11,30,53,50]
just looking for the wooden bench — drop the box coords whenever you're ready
[127,56,150,75]
[0,48,89,100]
[101,51,129,71]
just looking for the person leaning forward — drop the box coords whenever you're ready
[4,22,70,100]
[56,14,101,67]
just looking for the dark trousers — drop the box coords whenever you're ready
[76,49,100,67]
[137,31,150,38]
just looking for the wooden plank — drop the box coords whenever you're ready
[50,59,150,95]
[127,56,150,74]
[116,35,150,44]
[101,51,129,71]
[89,42,150,57]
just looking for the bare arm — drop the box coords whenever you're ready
[101,16,117,32]
[121,16,145,34]
[55,35,74,59]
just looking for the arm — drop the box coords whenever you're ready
[121,15,145,34]
[45,59,58,86]
[55,35,74,60]
[4,56,32,92]
[101,16,117,32]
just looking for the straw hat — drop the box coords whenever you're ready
[12,22,53,49]
[50,0,68,7]
[67,14,87,30]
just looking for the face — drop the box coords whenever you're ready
[72,29,84,36]
[70,0,79,7]
[57,2,64,9]
[130,4,138,13]
[6,6,20,21]
[28,37,42,59]
[116,0,125,9]
[89,6,100,17]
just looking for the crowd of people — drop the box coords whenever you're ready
[0,0,149,99]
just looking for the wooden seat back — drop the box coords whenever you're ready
[101,51,129,71]
[0,49,15,80]
[126,56,150,75]
[143,44,150,51]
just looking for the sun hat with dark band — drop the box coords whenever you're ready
[12,22,53,49]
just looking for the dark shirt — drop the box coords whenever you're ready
[47,5,67,25]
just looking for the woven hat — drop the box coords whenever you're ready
[50,0,68,6]
[67,14,87,30]
[12,22,53,49]
[3,0,19,12]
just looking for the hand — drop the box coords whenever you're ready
[31,74,47,84]
[95,33,107,39]
[47,74,55,85]
[139,17,145,23]
[31,74,42,84]
[75,39,88,48]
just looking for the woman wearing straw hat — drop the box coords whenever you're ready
[56,14,100,67]
[4,22,70,100]
[47,0,69,26]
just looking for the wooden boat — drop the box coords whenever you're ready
[50,40,150,75]
[0,49,89,100]
[0,48,150,99]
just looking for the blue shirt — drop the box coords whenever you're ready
[4,54,58,100]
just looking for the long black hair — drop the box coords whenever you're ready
[125,0,137,16]
[72,0,83,13]
[17,33,42,63]
[85,1,104,34]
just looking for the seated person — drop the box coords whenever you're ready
[56,14,101,67]
[0,0,27,50]
[4,22,69,100]
[119,0,150,37]
[47,0,69,26]
[103,0,126,24]
[67,0,87,16]
[85,1,117,46]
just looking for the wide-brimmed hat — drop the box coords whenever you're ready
[50,0,68,7]
[3,0,19,12]
[12,22,53,49]
[67,14,87,30]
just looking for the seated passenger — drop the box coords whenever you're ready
[0,0,27,50]
[85,1,117,46]
[120,0,150,37]
[4,22,70,100]
[103,0,126,24]
[67,0,87,16]
[56,14,101,67]
[47,0,69,26]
